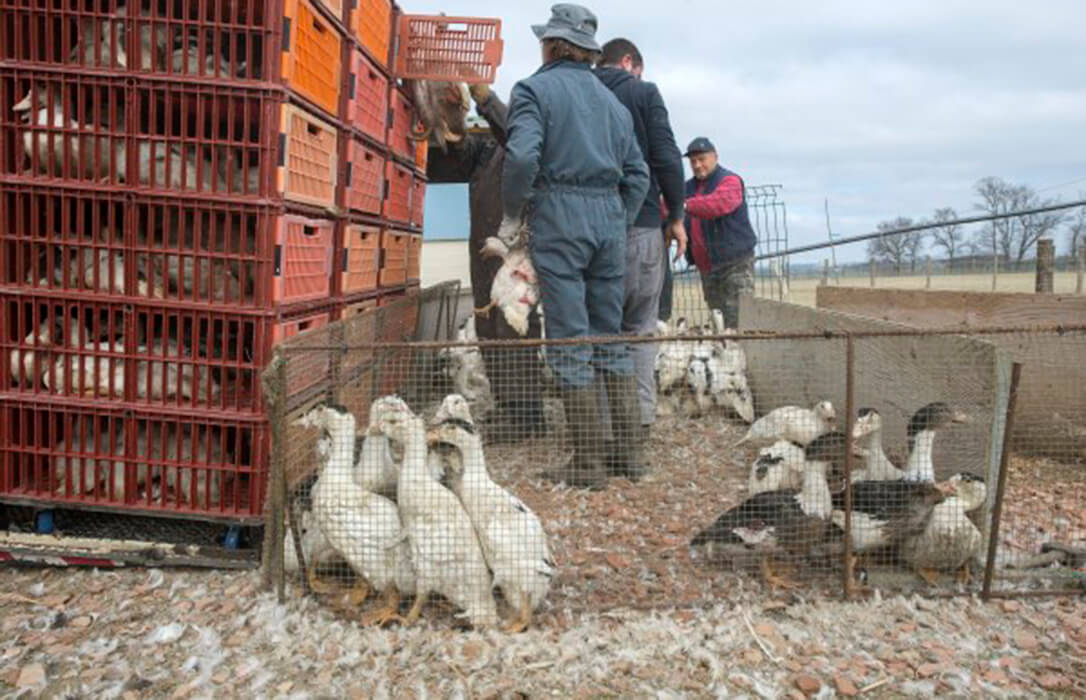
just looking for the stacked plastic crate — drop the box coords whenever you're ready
[338,0,426,319]
[0,1,501,528]
[0,0,350,524]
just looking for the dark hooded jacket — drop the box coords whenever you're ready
[426,93,544,426]
[593,66,685,229]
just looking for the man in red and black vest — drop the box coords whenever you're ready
[682,137,757,328]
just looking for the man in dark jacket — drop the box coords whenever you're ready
[594,37,686,479]
[682,137,757,328]
[501,4,650,489]
[426,85,546,441]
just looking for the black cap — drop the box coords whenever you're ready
[684,137,715,157]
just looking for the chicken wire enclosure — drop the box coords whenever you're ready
[262,314,1082,629]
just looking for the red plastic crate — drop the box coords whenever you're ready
[1,184,275,308]
[347,48,388,143]
[278,104,338,209]
[282,0,343,117]
[386,87,417,164]
[415,138,429,173]
[378,229,409,288]
[316,0,345,21]
[0,400,268,521]
[273,215,334,304]
[352,0,393,68]
[409,177,426,227]
[394,15,503,84]
[341,296,378,319]
[0,70,279,196]
[0,2,272,81]
[2,296,272,415]
[382,160,412,224]
[406,233,422,282]
[271,309,331,396]
[340,224,381,295]
[345,138,384,215]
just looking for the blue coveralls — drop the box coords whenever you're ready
[502,60,650,388]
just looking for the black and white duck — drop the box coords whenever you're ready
[691,432,850,589]
[901,472,987,585]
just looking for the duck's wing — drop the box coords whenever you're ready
[691,490,800,546]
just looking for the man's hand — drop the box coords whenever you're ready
[468,82,490,103]
[666,219,687,262]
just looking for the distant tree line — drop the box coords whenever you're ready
[866,177,1084,273]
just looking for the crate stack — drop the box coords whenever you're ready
[337,0,427,321]
[0,0,499,527]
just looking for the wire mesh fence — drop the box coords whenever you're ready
[261,289,1085,630]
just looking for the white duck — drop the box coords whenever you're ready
[438,317,493,411]
[734,400,837,447]
[901,473,987,585]
[155,424,226,510]
[901,402,971,483]
[378,402,498,628]
[480,230,539,336]
[355,396,443,496]
[10,320,55,387]
[654,318,693,395]
[429,401,555,633]
[297,404,415,625]
[52,418,130,497]
[747,439,807,495]
[848,408,904,482]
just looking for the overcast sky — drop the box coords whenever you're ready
[417,1,1086,262]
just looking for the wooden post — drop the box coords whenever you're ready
[925,255,932,289]
[821,259,829,286]
[869,260,876,287]
[1077,244,1085,295]
[1035,239,1054,293]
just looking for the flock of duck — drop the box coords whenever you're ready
[692,400,984,590]
[287,395,554,632]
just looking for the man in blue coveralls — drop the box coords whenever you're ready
[499,4,650,489]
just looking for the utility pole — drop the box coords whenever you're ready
[824,199,840,284]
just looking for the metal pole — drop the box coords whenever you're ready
[821,259,830,286]
[1035,239,1054,293]
[925,255,932,289]
[274,351,289,603]
[842,334,856,599]
[869,260,875,288]
[982,362,1023,601]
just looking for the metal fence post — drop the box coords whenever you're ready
[982,362,1023,601]
[925,255,932,289]
[1035,239,1054,293]
[842,334,856,599]
[1076,244,1084,295]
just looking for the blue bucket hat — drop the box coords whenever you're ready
[531,4,601,53]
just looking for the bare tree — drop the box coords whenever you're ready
[973,177,1065,265]
[928,207,966,271]
[867,217,920,274]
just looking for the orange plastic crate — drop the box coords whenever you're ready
[271,310,331,396]
[394,15,503,83]
[273,215,334,303]
[378,229,409,288]
[278,105,338,209]
[386,88,416,163]
[345,139,384,215]
[340,224,381,295]
[353,0,393,68]
[341,296,378,319]
[408,177,426,227]
[382,161,412,224]
[406,233,422,281]
[316,0,344,20]
[347,48,388,142]
[282,0,343,116]
[415,138,429,172]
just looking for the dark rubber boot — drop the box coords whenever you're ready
[603,373,649,480]
[541,385,607,490]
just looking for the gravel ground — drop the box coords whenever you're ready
[2,413,1083,698]
[1,566,1083,699]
